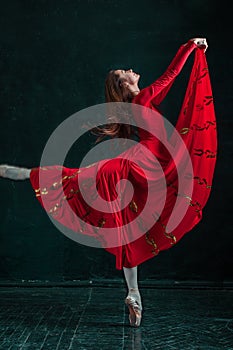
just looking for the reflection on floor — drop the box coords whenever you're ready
[0,286,233,349]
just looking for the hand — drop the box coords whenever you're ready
[190,37,208,52]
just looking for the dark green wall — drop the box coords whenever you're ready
[0,0,232,283]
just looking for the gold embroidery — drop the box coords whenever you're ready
[145,231,160,256]
[197,68,208,81]
[152,211,176,245]
[194,176,212,189]
[34,187,48,196]
[98,218,106,228]
[160,223,177,245]
[51,169,81,189]
[34,169,81,195]
[79,211,92,232]
[40,167,49,171]
[84,162,97,169]
[180,120,216,135]
[192,120,216,131]
[193,148,217,158]
[92,218,107,233]
[204,95,213,106]
[129,200,138,213]
[168,182,193,205]
[176,192,192,204]
[180,127,190,135]
[33,168,89,218]
[189,200,202,218]
[41,188,48,195]
[49,203,61,216]
[79,220,86,233]
[66,189,80,200]
[175,190,203,218]
[48,188,80,216]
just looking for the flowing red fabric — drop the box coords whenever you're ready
[30,41,217,269]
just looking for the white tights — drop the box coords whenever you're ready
[123,266,138,290]
[123,266,141,306]
[0,165,31,180]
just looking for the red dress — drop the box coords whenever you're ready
[30,41,217,270]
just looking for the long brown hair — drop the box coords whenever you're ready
[93,70,135,142]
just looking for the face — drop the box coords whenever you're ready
[115,69,140,86]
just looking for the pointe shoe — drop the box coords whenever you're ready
[125,290,142,327]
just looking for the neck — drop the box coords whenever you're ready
[131,90,140,96]
[130,84,140,96]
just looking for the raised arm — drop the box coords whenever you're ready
[134,39,206,107]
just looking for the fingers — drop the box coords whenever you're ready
[190,38,208,52]
[190,37,206,43]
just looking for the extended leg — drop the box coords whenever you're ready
[0,165,31,180]
[123,266,142,327]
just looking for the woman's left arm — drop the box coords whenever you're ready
[134,38,207,106]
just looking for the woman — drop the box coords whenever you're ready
[0,37,216,327]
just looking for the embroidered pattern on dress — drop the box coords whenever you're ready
[193,148,217,158]
[180,120,216,135]
[151,211,177,246]
[129,200,138,213]
[167,182,203,220]
[193,176,212,189]
[145,231,160,256]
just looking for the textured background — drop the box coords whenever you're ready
[0,0,232,284]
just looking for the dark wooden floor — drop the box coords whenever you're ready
[0,286,233,349]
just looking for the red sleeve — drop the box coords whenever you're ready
[134,40,197,106]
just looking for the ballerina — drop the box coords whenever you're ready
[0,38,216,327]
